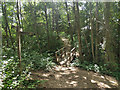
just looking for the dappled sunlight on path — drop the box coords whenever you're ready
[30,36,120,88]
[30,65,119,88]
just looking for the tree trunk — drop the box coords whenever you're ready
[2,3,9,47]
[118,2,120,64]
[89,3,95,61]
[104,2,116,69]
[75,2,83,59]
[20,2,23,28]
[83,32,90,56]
[95,2,99,61]
[73,2,76,34]
[55,4,59,35]
[45,3,50,49]
[17,1,20,25]
[65,1,73,46]
[32,2,41,53]
[52,2,55,31]
[7,22,15,51]
[17,27,21,75]
[17,1,22,75]
[4,3,15,50]
[104,2,111,61]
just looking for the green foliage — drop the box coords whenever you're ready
[22,51,56,70]
[1,2,120,88]
[1,45,56,89]
[2,57,32,89]
[49,31,64,51]
[22,31,63,53]
[72,60,120,81]
[59,32,67,37]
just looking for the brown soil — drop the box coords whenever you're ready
[30,37,120,88]
[30,65,120,88]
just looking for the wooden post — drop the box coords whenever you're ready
[11,24,37,74]
[17,26,22,75]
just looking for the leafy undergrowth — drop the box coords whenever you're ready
[22,51,56,70]
[1,32,63,89]
[72,60,120,81]
[1,47,56,89]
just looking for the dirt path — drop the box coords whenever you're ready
[30,37,120,88]
[31,65,119,88]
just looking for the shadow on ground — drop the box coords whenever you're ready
[30,65,120,88]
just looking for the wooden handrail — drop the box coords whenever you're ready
[55,47,77,66]
[71,47,76,52]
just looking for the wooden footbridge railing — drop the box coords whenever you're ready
[55,47,78,66]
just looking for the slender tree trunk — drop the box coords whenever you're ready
[0,28,2,55]
[4,3,15,50]
[20,2,23,28]
[52,2,55,31]
[95,2,99,61]
[17,1,20,25]
[17,27,21,75]
[19,2,24,47]
[104,2,116,69]
[33,2,41,53]
[45,3,50,49]
[7,23,15,51]
[17,1,22,75]
[2,3,9,47]
[4,4,15,50]
[65,1,73,46]
[83,32,90,56]
[89,3,95,61]
[118,2,120,64]
[73,2,76,34]
[49,13,52,30]
[75,2,83,59]
[104,2,111,61]
[55,4,59,35]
